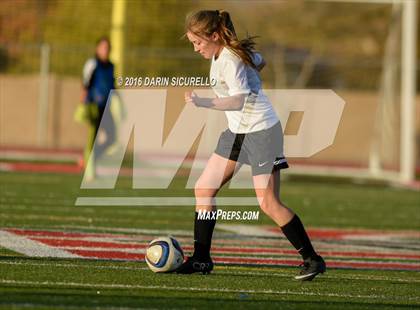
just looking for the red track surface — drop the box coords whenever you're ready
[4,228,420,271]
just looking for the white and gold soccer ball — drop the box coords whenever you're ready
[145,236,184,273]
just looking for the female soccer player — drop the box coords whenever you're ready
[80,37,116,179]
[177,10,326,281]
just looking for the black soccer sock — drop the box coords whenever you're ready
[193,211,216,259]
[281,215,317,260]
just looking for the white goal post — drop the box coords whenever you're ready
[305,0,417,185]
[105,0,417,186]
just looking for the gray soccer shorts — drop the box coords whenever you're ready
[214,122,289,176]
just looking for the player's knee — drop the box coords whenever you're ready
[259,195,280,216]
[258,196,273,214]
[194,182,218,198]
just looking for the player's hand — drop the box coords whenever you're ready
[185,91,212,108]
[185,91,199,106]
[80,88,88,102]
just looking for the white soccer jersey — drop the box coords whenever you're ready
[210,47,279,133]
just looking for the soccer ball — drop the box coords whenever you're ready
[145,236,184,273]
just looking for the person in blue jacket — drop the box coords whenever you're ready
[80,37,116,176]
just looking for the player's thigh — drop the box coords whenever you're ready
[196,153,241,190]
[252,170,281,203]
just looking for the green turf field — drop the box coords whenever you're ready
[0,171,419,309]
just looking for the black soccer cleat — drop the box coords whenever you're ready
[295,255,326,281]
[176,256,214,275]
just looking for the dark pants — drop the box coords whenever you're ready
[92,106,115,161]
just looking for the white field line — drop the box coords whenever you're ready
[2,261,420,283]
[0,204,175,218]
[33,237,160,244]
[215,270,420,284]
[0,303,153,310]
[33,235,419,255]
[0,214,170,224]
[0,231,79,258]
[6,227,420,256]
[3,235,417,268]
[15,234,285,245]
[12,234,412,266]
[46,246,420,262]
[5,238,419,264]
[27,236,146,242]
[15,235,162,243]
[8,230,420,252]
[45,223,420,242]
[1,279,419,301]
[33,225,195,237]
[7,223,420,240]
[315,243,420,254]
[213,256,420,267]
[56,247,146,254]
[0,150,79,162]
[5,236,373,254]
[8,232,414,263]
[40,238,420,256]
[75,197,260,206]
[0,261,148,271]
[218,224,420,239]
[0,204,96,214]
[0,162,13,171]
